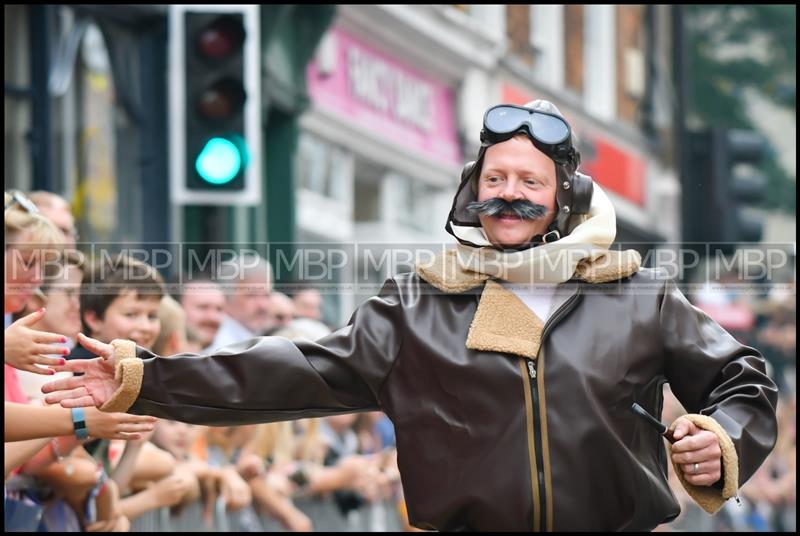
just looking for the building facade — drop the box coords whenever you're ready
[496,5,681,249]
[6,5,685,326]
[295,5,681,322]
[295,5,508,320]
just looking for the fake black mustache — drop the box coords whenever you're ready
[466,198,548,220]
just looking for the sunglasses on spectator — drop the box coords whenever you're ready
[5,190,80,241]
[5,190,40,214]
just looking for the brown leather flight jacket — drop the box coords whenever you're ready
[117,251,778,531]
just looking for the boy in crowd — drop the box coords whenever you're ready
[68,255,163,363]
[69,254,199,523]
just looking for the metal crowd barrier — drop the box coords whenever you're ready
[129,496,404,532]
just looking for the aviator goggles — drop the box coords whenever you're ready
[480,104,577,167]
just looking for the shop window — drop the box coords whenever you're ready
[296,132,351,204]
[5,8,127,244]
[583,5,617,121]
[530,5,565,90]
[397,176,438,232]
[72,22,120,243]
[354,176,381,223]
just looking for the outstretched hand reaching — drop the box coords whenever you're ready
[41,333,121,409]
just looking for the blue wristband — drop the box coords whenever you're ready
[71,407,89,440]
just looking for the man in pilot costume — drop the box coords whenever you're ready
[44,100,777,531]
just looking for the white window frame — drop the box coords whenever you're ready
[583,4,617,121]
[530,5,565,90]
[469,5,506,43]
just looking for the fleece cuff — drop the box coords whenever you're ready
[668,413,738,514]
[99,339,143,413]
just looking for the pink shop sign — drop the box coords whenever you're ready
[307,28,462,166]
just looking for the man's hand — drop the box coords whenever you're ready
[41,334,120,408]
[4,308,69,374]
[670,417,723,486]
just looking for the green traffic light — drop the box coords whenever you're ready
[195,137,243,185]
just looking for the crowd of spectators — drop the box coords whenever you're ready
[5,188,794,532]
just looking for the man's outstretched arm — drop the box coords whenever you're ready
[43,280,404,426]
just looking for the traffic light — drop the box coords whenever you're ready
[710,127,768,244]
[169,6,261,205]
[684,127,768,251]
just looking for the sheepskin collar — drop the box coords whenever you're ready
[416,248,641,294]
[415,248,641,359]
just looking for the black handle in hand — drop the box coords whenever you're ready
[630,403,676,444]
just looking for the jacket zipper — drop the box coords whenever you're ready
[525,356,546,531]
[524,287,582,532]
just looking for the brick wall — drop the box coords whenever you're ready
[507,4,534,65]
[564,5,584,95]
[616,5,643,124]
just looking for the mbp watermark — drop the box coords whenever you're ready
[4,241,795,298]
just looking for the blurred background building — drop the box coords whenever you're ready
[4,4,795,322]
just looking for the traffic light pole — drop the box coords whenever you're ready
[259,5,336,284]
[262,109,298,279]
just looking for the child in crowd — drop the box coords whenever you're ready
[69,254,197,526]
